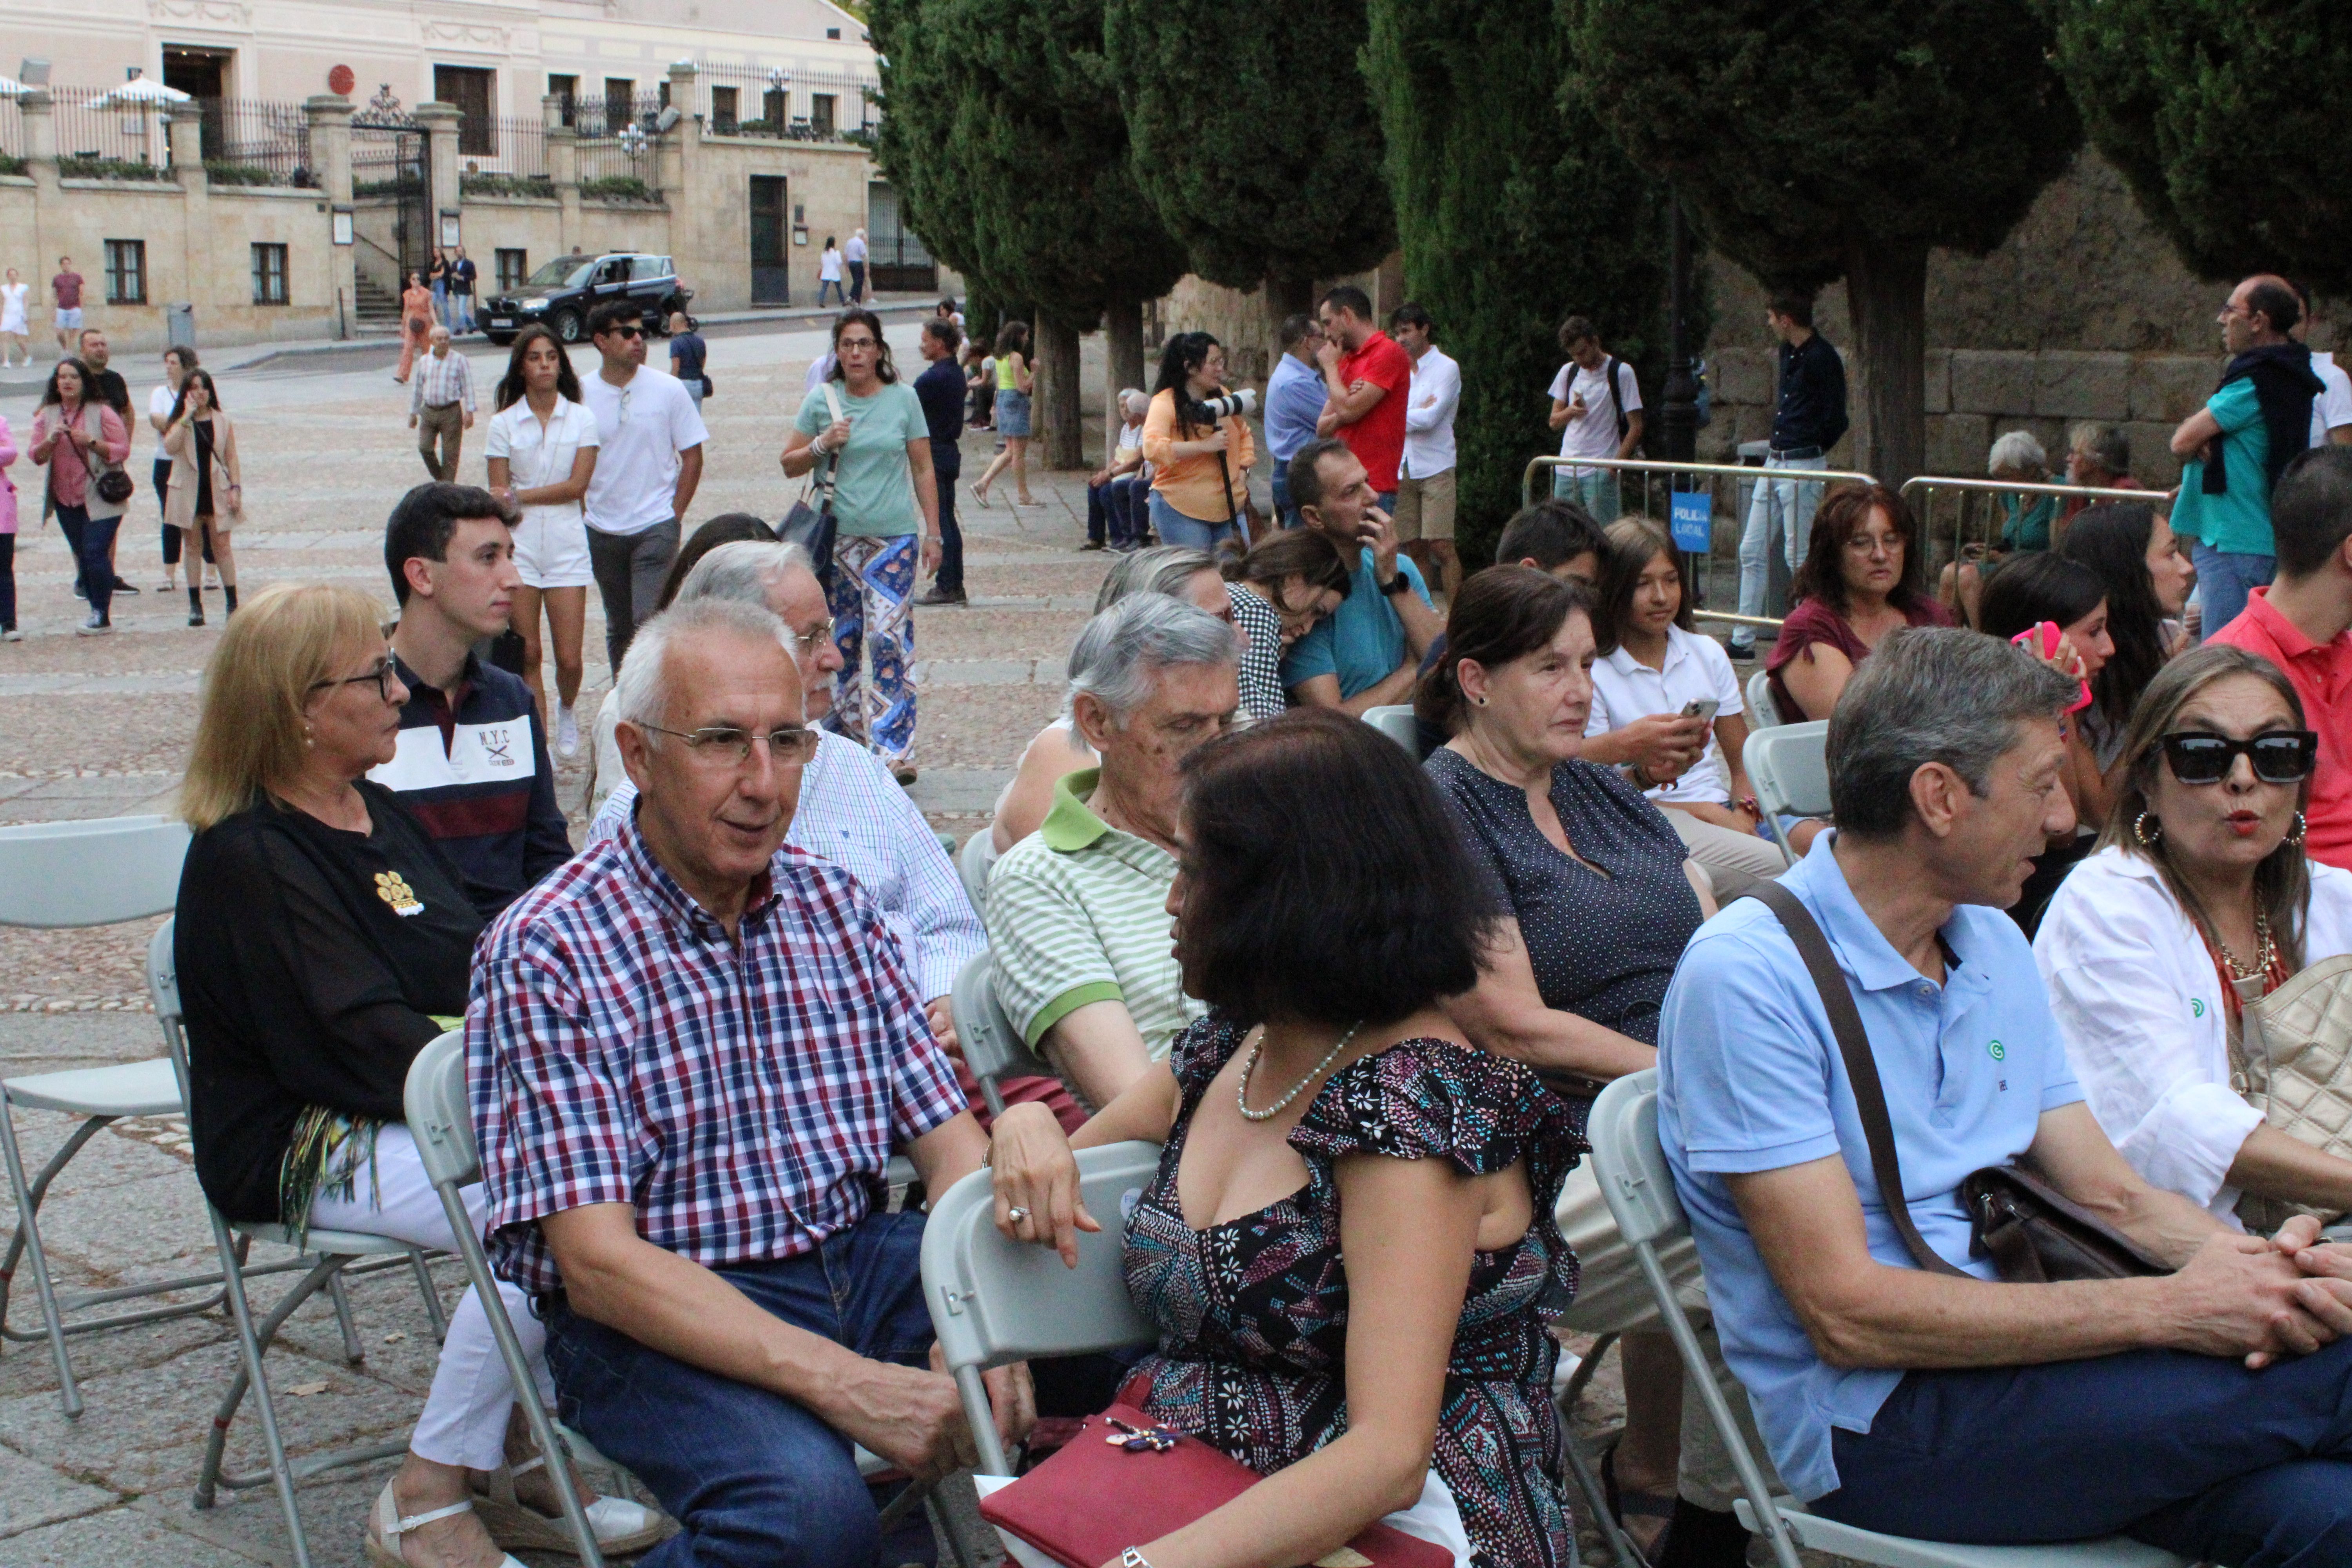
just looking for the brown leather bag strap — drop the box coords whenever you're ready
[1744,882,1968,1278]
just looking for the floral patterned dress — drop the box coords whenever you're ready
[1123,1014,1585,1566]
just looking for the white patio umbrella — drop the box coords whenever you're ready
[88,77,191,108]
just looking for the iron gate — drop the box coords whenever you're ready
[350,117,431,279]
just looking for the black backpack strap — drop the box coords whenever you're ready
[1605,355,1628,444]
[1742,882,1968,1277]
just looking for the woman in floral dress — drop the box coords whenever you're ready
[988,708,1582,1568]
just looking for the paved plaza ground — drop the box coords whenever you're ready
[0,321,1678,1566]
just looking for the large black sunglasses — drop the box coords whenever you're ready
[2159,730,2319,786]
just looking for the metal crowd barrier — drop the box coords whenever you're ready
[1519,454,1880,632]
[1895,475,2173,587]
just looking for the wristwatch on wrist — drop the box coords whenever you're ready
[1379,573,1412,597]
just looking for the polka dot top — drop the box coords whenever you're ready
[1425,746,1704,1045]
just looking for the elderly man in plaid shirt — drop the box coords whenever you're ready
[470,595,1033,1565]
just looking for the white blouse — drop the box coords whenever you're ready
[2033,843,2352,1225]
[484,396,598,530]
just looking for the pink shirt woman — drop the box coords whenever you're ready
[0,413,19,638]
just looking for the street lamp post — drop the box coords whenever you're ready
[1657,196,1699,466]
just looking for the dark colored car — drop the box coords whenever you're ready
[479,252,695,346]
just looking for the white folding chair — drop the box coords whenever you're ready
[1361,703,1420,757]
[1745,667,1782,730]
[406,1032,608,1566]
[958,829,998,919]
[0,815,211,1416]
[1744,720,1829,868]
[949,950,1054,1120]
[922,1140,1161,1480]
[151,921,450,1568]
[1586,1071,2191,1568]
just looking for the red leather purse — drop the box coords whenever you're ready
[978,1403,1454,1568]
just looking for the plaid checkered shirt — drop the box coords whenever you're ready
[468,813,967,1296]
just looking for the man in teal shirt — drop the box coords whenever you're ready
[2171,274,2323,632]
[1280,437,1443,714]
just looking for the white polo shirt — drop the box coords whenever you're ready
[579,365,707,537]
[485,394,599,535]
[1584,623,1744,806]
[2313,350,2352,447]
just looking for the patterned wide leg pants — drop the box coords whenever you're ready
[825,533,918,766]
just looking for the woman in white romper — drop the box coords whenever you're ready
[0,269,28,367]
[485,324,599,759]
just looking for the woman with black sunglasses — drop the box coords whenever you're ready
[2034,643,2352,1229]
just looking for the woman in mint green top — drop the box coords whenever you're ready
[781,309,942,776]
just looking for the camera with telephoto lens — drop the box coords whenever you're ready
[1182,387,1257,423]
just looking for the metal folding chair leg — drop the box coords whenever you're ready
[196,1209,323,1568]
[0,1095,86,1415]
[326,1270,365,1363]
[430,1173,608,1568]
[1556,1331,1648,1568]
[408,1248,448,1343]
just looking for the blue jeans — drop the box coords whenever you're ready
[1552,469,1621,523]
[1149,490,1235,554]
[60,503,119,621]
[1815,1338,2352,1565]
[1733,454,1829,650]
[431,279,451,329]
[2192,542,2276,638]
[542,1211,936,1568]
[1270,464,1301,530]
[818,278,848,307]
[1087,475,1146,547]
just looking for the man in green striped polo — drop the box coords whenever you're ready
[986,594,1241,1109]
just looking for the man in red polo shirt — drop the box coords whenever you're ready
[2210,446,2352,869]
[1314,284,1411,510]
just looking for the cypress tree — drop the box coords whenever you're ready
[1365,0,1673,565]
[872,0,1185,466]
[1105,0,1395,319]
[2044,2,2352,293]
[1562,0,2082,485]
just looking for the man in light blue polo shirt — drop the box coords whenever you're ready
[1281,437,1440,716]
[1262,314,1328,529]
[1660,626,2352,1561]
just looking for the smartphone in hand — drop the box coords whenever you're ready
[1680,699,1720,723]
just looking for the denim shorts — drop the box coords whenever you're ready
[995,388,1033,439]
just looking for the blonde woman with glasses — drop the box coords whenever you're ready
[172,583,661,1568]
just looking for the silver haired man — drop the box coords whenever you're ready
[985,592,1241,1108]
[1660,626,2352,1559]
[589,540,983,1051]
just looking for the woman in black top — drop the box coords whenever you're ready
[1417,566,1731,1564]
[176,583,656,1568]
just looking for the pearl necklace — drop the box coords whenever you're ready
[1237,1021,1364,1122]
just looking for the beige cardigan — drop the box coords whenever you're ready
[162,411,241,531]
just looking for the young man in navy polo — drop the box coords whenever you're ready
[372,482,570,920]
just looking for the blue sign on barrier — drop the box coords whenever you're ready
[1669,490,1713,552]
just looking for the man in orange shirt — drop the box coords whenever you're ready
[2210,447,2352,869]
[1314,285,1411,511]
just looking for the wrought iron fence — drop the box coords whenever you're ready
[52,85,169,173]
[198,99,312,186]
[564,89,666,141]
[575,136,657,200]
[697,63,878,141]
[0,98,22,161]
[458,116,549,192]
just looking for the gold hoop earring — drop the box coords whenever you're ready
[2133,810,2160,848]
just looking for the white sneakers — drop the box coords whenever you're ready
[75,613,112,637]
[555,704,579,760]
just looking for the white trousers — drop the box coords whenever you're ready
[309,1123,554,1470]
[1662,806,1789,905]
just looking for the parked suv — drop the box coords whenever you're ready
[479,252,695,345]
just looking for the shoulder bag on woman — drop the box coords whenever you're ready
[2232,955,2352,1233]
[779,383,842,580]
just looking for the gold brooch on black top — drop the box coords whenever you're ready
[374,871,423,916]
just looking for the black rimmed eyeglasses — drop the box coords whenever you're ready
[308,661,400,703]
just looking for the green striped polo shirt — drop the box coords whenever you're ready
[984,768,1205,1056]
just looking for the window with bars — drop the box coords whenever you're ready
[251,243,288,305]
[811,94,836,136]
[604,78,634,129]
[496,249,527,292]
[548,74,577,125]
[104,240,146,305]
[711,86,739,133]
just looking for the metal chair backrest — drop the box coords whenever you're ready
[0,815,191,927]
[403,1031,477,1191]
[147,918,192,1102]
[923,1140,1160,1374]
[958,830,996,918]
[1745,667,1781,730]
[1361,704,1419,757]
[950,951,1051,1099]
